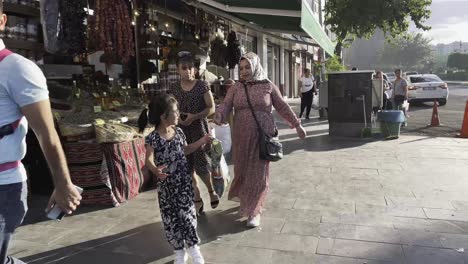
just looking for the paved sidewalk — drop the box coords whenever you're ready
[9,108,468,264]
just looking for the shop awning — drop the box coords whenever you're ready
[193,0,335,55]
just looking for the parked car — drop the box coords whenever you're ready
[385,72,396,83]
[405,71,419,76]
[406,74,449,106]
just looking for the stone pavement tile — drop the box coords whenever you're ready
[386,196,455,210]
[95,224,174,259]
[270,250,316,264]
[13,224,73,245]
[105,213,161,234]
[330,167,379,176]
[37,214,127,234]
[403,246,464,264]
[398,230,443,248]
[261,208,322,223]
[8,239,79,262]
[280,221,338,237]
[393,218,466,234]
[48,229,119,248]
[239,231,318,253]
[317,237,334,255]
[42,248,146,264]
[316,238,404,262]
[452,200,468,211]
[356,204,427,218]
[200,243,274,264]
[439,233,468,249]
[322,213,394,228]
[250,217,285,233]
[424,208,468,222]
[314,255,402,264]
[294,198,355,214]
[334,224,401,244]
[264,196,297,209]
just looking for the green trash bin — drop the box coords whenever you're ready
[377,110,406,140]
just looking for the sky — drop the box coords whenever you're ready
[411,0,468,44]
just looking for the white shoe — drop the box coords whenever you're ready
[174,249,188,264]
[188,245,205,264]
[246,214,261,228]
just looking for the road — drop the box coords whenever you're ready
[402,83,468,137]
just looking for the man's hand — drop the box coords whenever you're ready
[47,184,82,215]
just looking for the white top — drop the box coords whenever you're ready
[300,76,315,93]
[393,78,408,97]
[0,39,49,185]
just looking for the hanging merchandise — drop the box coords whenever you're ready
[92,0,135,64]
[57,0,87,56]
[40,0,87,56]
[210,36,227,68]
[226,31,241,69]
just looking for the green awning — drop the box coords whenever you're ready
[204,0,335,55]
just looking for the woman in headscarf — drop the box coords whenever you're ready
[214,52,306,227]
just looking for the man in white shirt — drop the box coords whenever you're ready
[298,68,317,119]
[0,5,81,263]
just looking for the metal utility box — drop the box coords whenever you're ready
[327,71,380,137]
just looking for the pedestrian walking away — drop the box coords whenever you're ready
[214,52,306,228]
[140,94,211,264]
[169,51,219,215]
[0,5,82,264]
[298,68,317,119]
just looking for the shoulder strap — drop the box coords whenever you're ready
[242,82,266,135]
[0,49,13,63]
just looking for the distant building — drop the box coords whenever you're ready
[433,41,468,56]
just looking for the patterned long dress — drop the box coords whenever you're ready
[216,81,300,217]
[169,80,211,176]
[145,128,199,250]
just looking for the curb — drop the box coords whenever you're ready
[446,81,468,85]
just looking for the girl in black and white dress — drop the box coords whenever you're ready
[139,94,211,264]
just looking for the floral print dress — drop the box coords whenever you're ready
[145,127,200,250]
[216,81,300,217]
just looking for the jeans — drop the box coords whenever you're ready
[0,182,28,264]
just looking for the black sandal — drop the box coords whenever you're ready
[209,191,220,209]
[195,199,204,215]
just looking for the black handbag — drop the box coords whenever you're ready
[243,82,283,162]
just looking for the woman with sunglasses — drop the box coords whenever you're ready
[169,51,219,215]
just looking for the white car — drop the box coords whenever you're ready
[385,72,396,83]
[406,74,449,106]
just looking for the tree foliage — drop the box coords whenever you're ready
[377,33,433,71]
[326,55,346,72]
[447,53,468,71]
[325,0,432,56]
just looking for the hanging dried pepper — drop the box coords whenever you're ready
[92,0,135,64]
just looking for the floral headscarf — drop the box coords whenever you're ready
[240,52,267,81]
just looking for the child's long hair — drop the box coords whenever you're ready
[138,94,178,133]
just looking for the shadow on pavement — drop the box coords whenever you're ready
[19,206,245,264]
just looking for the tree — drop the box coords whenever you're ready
[377,33,433,71]
[325,0,432,56]
[447,53,468,71]
[326,55,346,72]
